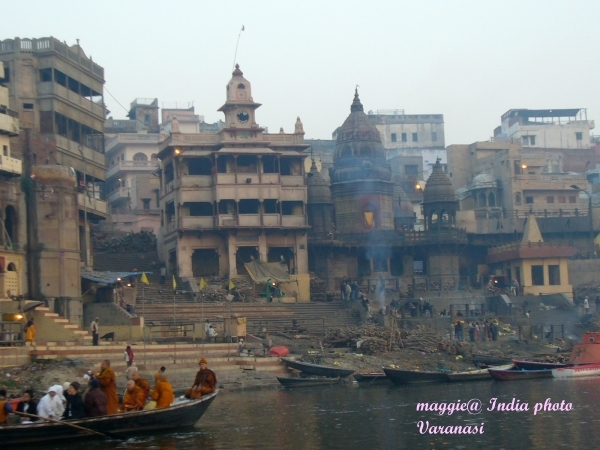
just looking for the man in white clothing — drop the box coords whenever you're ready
[37,385,65,419]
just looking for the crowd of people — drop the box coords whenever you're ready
[0,357,217,425]
[452,320,500,342]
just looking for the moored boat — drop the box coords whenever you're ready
[488,367,552,381]
[280,358,355,378]
[353,372,389,385]
[277,376,342,387]
[383,367,448,385]
[512,360,567,370]
[0,391,218,445]
[446,364,513,382]
[552,362,600,378]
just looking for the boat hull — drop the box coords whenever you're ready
[383,368,448,385]
[447,364,513,382]
[552,363,600,378]
[488,368,552,381]
[281,358,355,378]
[354,373,389,384]
[512,360,567,370]
[277,376,341,387]
[0,391,218,445]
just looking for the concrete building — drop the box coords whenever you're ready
[105,98,160,134]
[494,108,594,150]
[161,104,201,134]
[156,65,311,301]
[0,37,107,322]
[0,60,25,299]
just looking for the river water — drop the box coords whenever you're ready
[48,377,600,450]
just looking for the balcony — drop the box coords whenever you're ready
[37,82,105,119]
[106,160,159,179]
[263,214,281,226]
[214,173,236,184]
[106,187,129,204]
[281,175,304,186]
[261,173,279,184]
[78,193,108,218]
[180,216,214,229]
[239,214,261,226]
[282,216,306,227]
[0,154,22,176]
[180,175,213,188]
[218,215,237,226]
[0,111,19,136]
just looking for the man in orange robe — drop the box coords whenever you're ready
[185,358,217,399]
[151,374,174,408]
[132,371,150,399]
[95,360,119,414]
[120,380,145,412]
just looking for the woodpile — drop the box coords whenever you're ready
[309,273,328,302]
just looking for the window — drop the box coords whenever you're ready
[23,103,34,110]
[515,193,522,204]
[142,199,151,210]
[405,165,418,175]
[401,133,407,142]
[239,199,260,214]
[514,161,523,175]
[391,133,397,142]
[188,158,212,175]
[188,202,213,216]
[54,69,67,87]
[569,196,576,203]
[32,153,37,164]
[576,132,583,141]
[530,135,536,145]
[1,64,9,82]
[548,265,561,285]
[133,152,148,162]
[263,199,278,214]
[372,254,388,273]
[39,68,52,82]
[546,196,554,204]
[282,201,303,215]
[432,132,437,142]
[531,265,544,286]
[557,196,566,203]
[412,133,418,142]
[2,145,7,156]
[525,196,534,204]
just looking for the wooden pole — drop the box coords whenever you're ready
[142,285,146,367]
[13,411,123,439]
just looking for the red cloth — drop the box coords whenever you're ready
[268,346,290,357]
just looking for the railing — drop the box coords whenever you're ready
[180,216,214,229]
[282,215,306,227]
[78,193,108,216]
[0,154,23,175]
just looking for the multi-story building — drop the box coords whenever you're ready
[105,98,160,134]
[494,108,594,150]
[0,60,25,299]
[157,65,311,300]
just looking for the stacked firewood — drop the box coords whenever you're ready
[401,326,442,353]
[232,279,255,302]
[309,273,328,302]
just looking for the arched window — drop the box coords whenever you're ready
[363,203,378,229]
[488,192,496,207]
[237,83,245,89]
[478,193,487,207]
[515,193,522,204]
[7,262,16,271]
[5,205,17,243]
[133,153,148,162]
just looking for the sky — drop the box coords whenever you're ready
[2,0,600,145]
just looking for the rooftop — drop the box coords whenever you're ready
[501,109,583,121]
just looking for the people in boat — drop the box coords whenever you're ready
[0,389,15,424]
[154,366,166,386]
[124,345,135,368]
[185,358,217,399]
[25,318,35,343]
[63,381,84,420]
[83,379,107,417]
[94,360,118,414]
[120,380,145,412]
[151,374,174,409]
[132,371,150,398]
[16,389,38,422]
[37,385,65,419]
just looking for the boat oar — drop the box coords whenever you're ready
[13,411,127,440]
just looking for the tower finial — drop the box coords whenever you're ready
[351,85,363,112]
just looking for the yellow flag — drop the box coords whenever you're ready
[173,275,177,290]
[199,277,207,290]
[229,279,235,290]
[140,272,149,285]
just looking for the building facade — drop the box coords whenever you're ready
[157,65,311,300]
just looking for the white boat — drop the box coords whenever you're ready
[552,363,600,378]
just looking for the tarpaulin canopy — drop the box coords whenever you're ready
[244,259,291,283]
[81,270,153,284]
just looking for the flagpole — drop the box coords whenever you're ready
[143,284,146,367]
[232,25,245,70]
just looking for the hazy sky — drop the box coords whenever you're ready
[3,0,599,145]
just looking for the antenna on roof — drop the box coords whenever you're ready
[232,25,245,71]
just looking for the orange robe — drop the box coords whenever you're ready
[121,385,145,412]
[26,324,36,343]
[185,369,217,399]
[151,378,174,408]
[135,377,150,399]
[97,367,119,414]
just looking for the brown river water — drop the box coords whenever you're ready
[43,377,600,449]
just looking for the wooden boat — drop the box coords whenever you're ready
[383,367,448,385]
[446,364,513,382]
[353,372,389,384]
[552,362,600,378]
[277,376,341,387]
[0,391,218,445]
[472,355,513,366]
[280,357,355,378]
[488,367,552,381]
[512,360,568,370]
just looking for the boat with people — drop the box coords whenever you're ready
[0,391,218,445]
[383,367,448,384]
[280,357,355,378]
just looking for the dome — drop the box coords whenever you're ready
[423,159,457,204]
[393,179,414,217]
[306,160,332,204]
[471,173,497,190]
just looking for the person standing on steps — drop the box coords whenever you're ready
[160,266,166,285]
[124,345,135,368]
[91,317,100,346]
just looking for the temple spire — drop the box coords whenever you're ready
[351,86,363,112]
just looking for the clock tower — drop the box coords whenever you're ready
[218,64,264,140]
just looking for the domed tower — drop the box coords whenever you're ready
[393,177,416,230]
[329,89,394,233]
[422,158,458,232]
[306,159,333,235]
